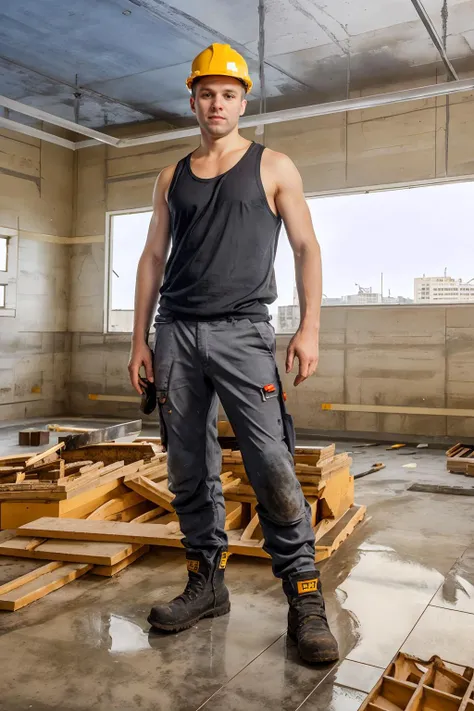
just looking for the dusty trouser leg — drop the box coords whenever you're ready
[149,320,230,633]
[204,318,339,662]
[153,320,227,558]
[204,318,315,580]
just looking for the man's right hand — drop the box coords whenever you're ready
[128,340,154,395]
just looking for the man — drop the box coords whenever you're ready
[128,43,338,664]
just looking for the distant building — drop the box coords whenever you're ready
[277,286,300,332]
[277,283,413,330]
[414,275,474,303]
[322,287,412,306]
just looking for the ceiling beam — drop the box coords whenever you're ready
[0,95,120,146]
[410,0,459,80]
[0,116,76,150]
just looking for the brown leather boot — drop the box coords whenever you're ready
[283,572,339,664]
[148,549,230,632]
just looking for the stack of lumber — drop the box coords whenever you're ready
[0,441,365,612]
[0,442,165,528]
[446,443,474,476]
[219,444,364,558]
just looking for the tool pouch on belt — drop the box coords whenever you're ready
[275,368,296,456]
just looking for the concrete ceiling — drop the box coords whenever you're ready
[1,0,474,130]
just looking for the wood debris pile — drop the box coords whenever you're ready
[0,436,365,611]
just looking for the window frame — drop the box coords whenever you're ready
[0,228,19,318]
[104,206,153,334]
[104,174,474,333]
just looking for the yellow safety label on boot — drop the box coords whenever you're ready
[187,559,200,573]
[297,578,319,595]
[219,552,230,570]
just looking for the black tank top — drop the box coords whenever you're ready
[157,141,282,322]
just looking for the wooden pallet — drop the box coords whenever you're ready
[360,652,474,711]
[446,442,474,476]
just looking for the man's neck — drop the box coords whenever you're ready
[198,129,250,157]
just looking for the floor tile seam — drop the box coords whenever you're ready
[293,665,342,711]
[389,571,471,662]
[428,603,474,618]
[193,630,287,711]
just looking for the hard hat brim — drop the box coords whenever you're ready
[186,72,253,94]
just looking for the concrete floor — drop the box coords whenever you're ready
[0,419,474,711]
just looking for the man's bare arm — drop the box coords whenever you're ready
[128,166,173,394]
[273,152,322,386]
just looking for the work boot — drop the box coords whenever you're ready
[283,572,339,664]
[147,549,231,632]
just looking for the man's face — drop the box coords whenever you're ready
[190,76,247,136]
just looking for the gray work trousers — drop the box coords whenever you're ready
[153,317,317,580]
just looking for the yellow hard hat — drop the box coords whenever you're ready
[186,43,253,93]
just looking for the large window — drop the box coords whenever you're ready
[273,181,474,332]
[106,180,474,334]
[106,210,152,332]
[0,232,18,317]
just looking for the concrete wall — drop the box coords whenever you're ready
[0,128,73,421]
[66,80,474,437]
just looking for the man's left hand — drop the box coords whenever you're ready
[286,328,319,386]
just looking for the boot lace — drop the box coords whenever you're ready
[176,573,207,603]
[291,594,328,629]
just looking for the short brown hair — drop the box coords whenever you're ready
[191,78,247,98]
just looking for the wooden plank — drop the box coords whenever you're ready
[315,505,366,562]
[295,444,336,459]
[0,562,92,611]
[125,476,175,512]
[318,468,355,520]
[408,483,474,496]
[447,456,470,473]
[86,491,144,520]
[25,442,65,469]
[446,443,463,457]
[1,501,61,529]
[224,492,257,505]
[61,444,157,465]
[32,540,142,565]
[0,454,32,466]
[105,501,153,523]
[0,561,64,596]
[0,537,47,555]
[37,459,66,480]
[0,471,26,484]
[322,403,474,417]
[240,513,263,542]
[93,545,150,577]
[62,460,125,491]
[48,424,94,433]
[222,477,242,493]
[130,506,165,523]
[0,536,143,565]
[314,514,340,542]
[0,484,128,526]
[124,461,166,483]
[16,517,186,545]
[224,501,243,531]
